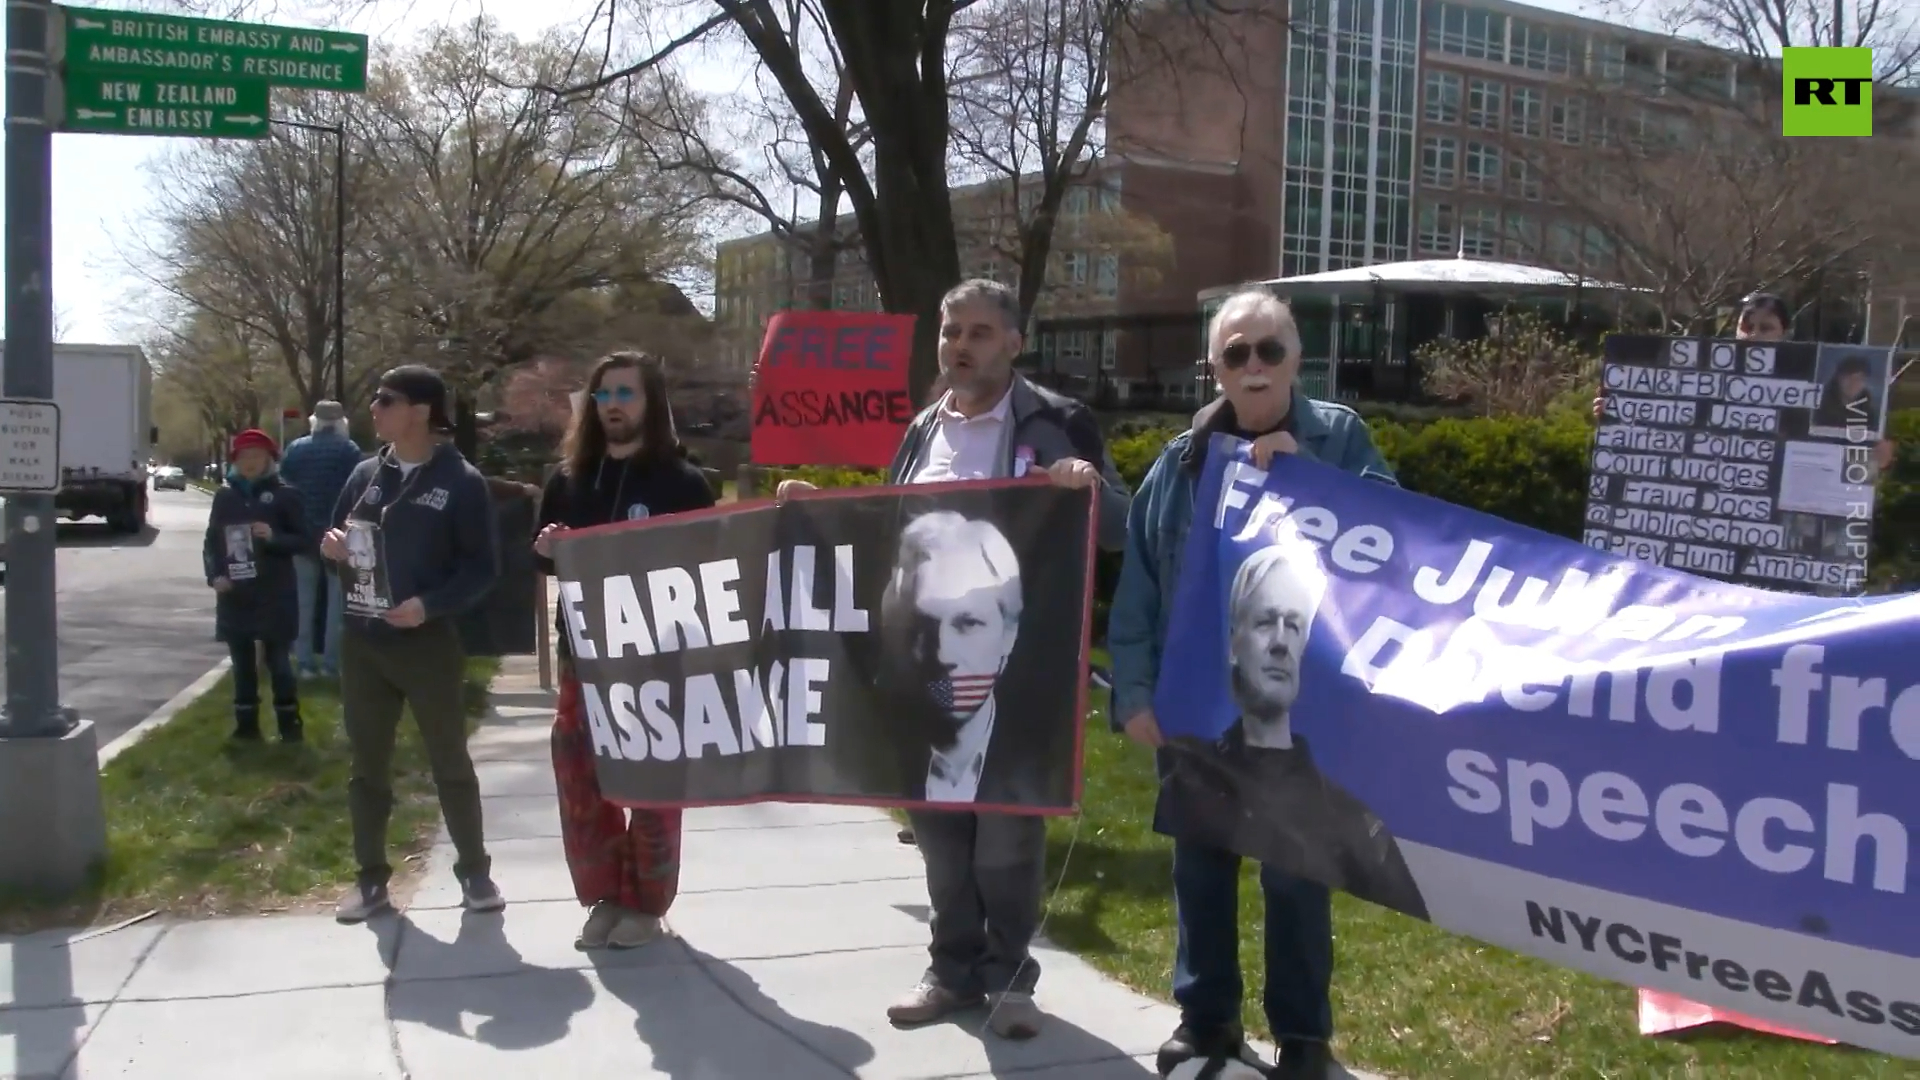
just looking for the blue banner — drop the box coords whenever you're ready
[1153,433,1920,1058]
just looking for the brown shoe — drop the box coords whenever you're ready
[886,979,981,1026]
[986,991,1043,1039]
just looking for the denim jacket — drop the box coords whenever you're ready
[1105,391,1397,731]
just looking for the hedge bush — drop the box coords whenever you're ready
[750,408,1920,606]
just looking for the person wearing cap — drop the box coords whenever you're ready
[278,399,365,679]
[203,429,312,742]
[320,365,503,923]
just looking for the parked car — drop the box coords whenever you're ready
[152,466,187,491]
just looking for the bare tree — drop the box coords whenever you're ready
[1631,0,1920,82]
[607,1,869,313]
[130,91,377,411]
[147,310,287,441]
[561,0,1264,400]
[359,16,712,450]
[1534,54,1919,330]
[946,0,1180,326]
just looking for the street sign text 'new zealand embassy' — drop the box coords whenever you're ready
[64,73,269,138]
[60,5,369,93]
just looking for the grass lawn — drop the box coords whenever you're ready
[0,657,500,930]
[1042,654,1920,1079]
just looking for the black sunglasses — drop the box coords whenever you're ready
[1220,338,1288,370]
[372,390,406,408]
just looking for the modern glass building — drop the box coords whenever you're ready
[1281,0,1421,278]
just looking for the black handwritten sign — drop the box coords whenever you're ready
[1584,335,1893,594]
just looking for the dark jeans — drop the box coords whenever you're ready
[1172,837,1334,1042]
[907,808,1049,996]
[228,637,298,725]
[340,621,489,885]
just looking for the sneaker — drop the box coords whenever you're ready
[606,910,664,949]
[985,990,1043,1040]
[1275,1039,1334,1080]
[1156,1024,1270,1077]
[461,874,506,913]
[334,881,392,924]
[574,901,623,950]
[886,979,981,1026]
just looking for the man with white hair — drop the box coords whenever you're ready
[278,400,364,678]
[1109,286,1402,1079]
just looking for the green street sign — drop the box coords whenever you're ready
[62,72,270,138]
[59,5,369,93]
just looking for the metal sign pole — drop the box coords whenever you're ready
[1,0,107,895]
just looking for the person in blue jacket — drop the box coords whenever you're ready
[203,428,312,742]
[1107,286,1397,1080]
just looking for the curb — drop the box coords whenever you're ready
[97,658,232,768]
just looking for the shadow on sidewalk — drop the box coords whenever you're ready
[374,912,595,1049]
[890,903,1161,1077]
[592,944,876,1078]
[1,927,94,1080]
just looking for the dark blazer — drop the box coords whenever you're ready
[1157,724,1431,921]
[848,676,1066,809]
[203,473,312,644]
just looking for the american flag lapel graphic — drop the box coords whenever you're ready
[929,674,996,717]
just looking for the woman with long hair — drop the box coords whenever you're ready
[531,351,717,950]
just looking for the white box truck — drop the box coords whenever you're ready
[0,342,155,533]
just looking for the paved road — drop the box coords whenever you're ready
[0,485,230,749]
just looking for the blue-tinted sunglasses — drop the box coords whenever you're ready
[591,386,638,405]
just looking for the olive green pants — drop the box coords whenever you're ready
[340,621,489,884]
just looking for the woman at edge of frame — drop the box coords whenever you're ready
[531,351,719,952]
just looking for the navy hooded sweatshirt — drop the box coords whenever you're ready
[331,442,499,637]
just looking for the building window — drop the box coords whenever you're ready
[1420,135,1458,188]
[1427,2,1506,62]
[1508,20,1576,74]
[1507,153,1542,201]
[1058,330,1087,365]
[1100,328,1118,371]
[1461,205,1500,257]
[1464,141,1501,193]
[1583,226,1615,269]
[1467,78,1504,130]
[1099,185,1121,212]
[1509,86,1544,138]
[1550,95,1585,143]
[1423,69,1461,124]
[1547,220,1581,267]
[1594,39,1627,83]
[1503,211,1540,260]
[1417,201,1457,254]
[1094,253,1119,297]
[1064,251,1088,286]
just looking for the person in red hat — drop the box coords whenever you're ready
[203,428,313,741]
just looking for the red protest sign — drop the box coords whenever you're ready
[750,309,917,468]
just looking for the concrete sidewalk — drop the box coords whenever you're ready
[0,658,1383,1079]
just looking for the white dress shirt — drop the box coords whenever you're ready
[909,386,1013,484]
[926,697,997,803]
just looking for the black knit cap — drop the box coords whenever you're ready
[378,365,455,433]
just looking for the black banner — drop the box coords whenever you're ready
[1585,335,1892,594]
[549,478,1096,813]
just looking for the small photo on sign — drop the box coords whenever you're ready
[342,519,393,617]
[1806,344,1891,440]
[224,523,257,581]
